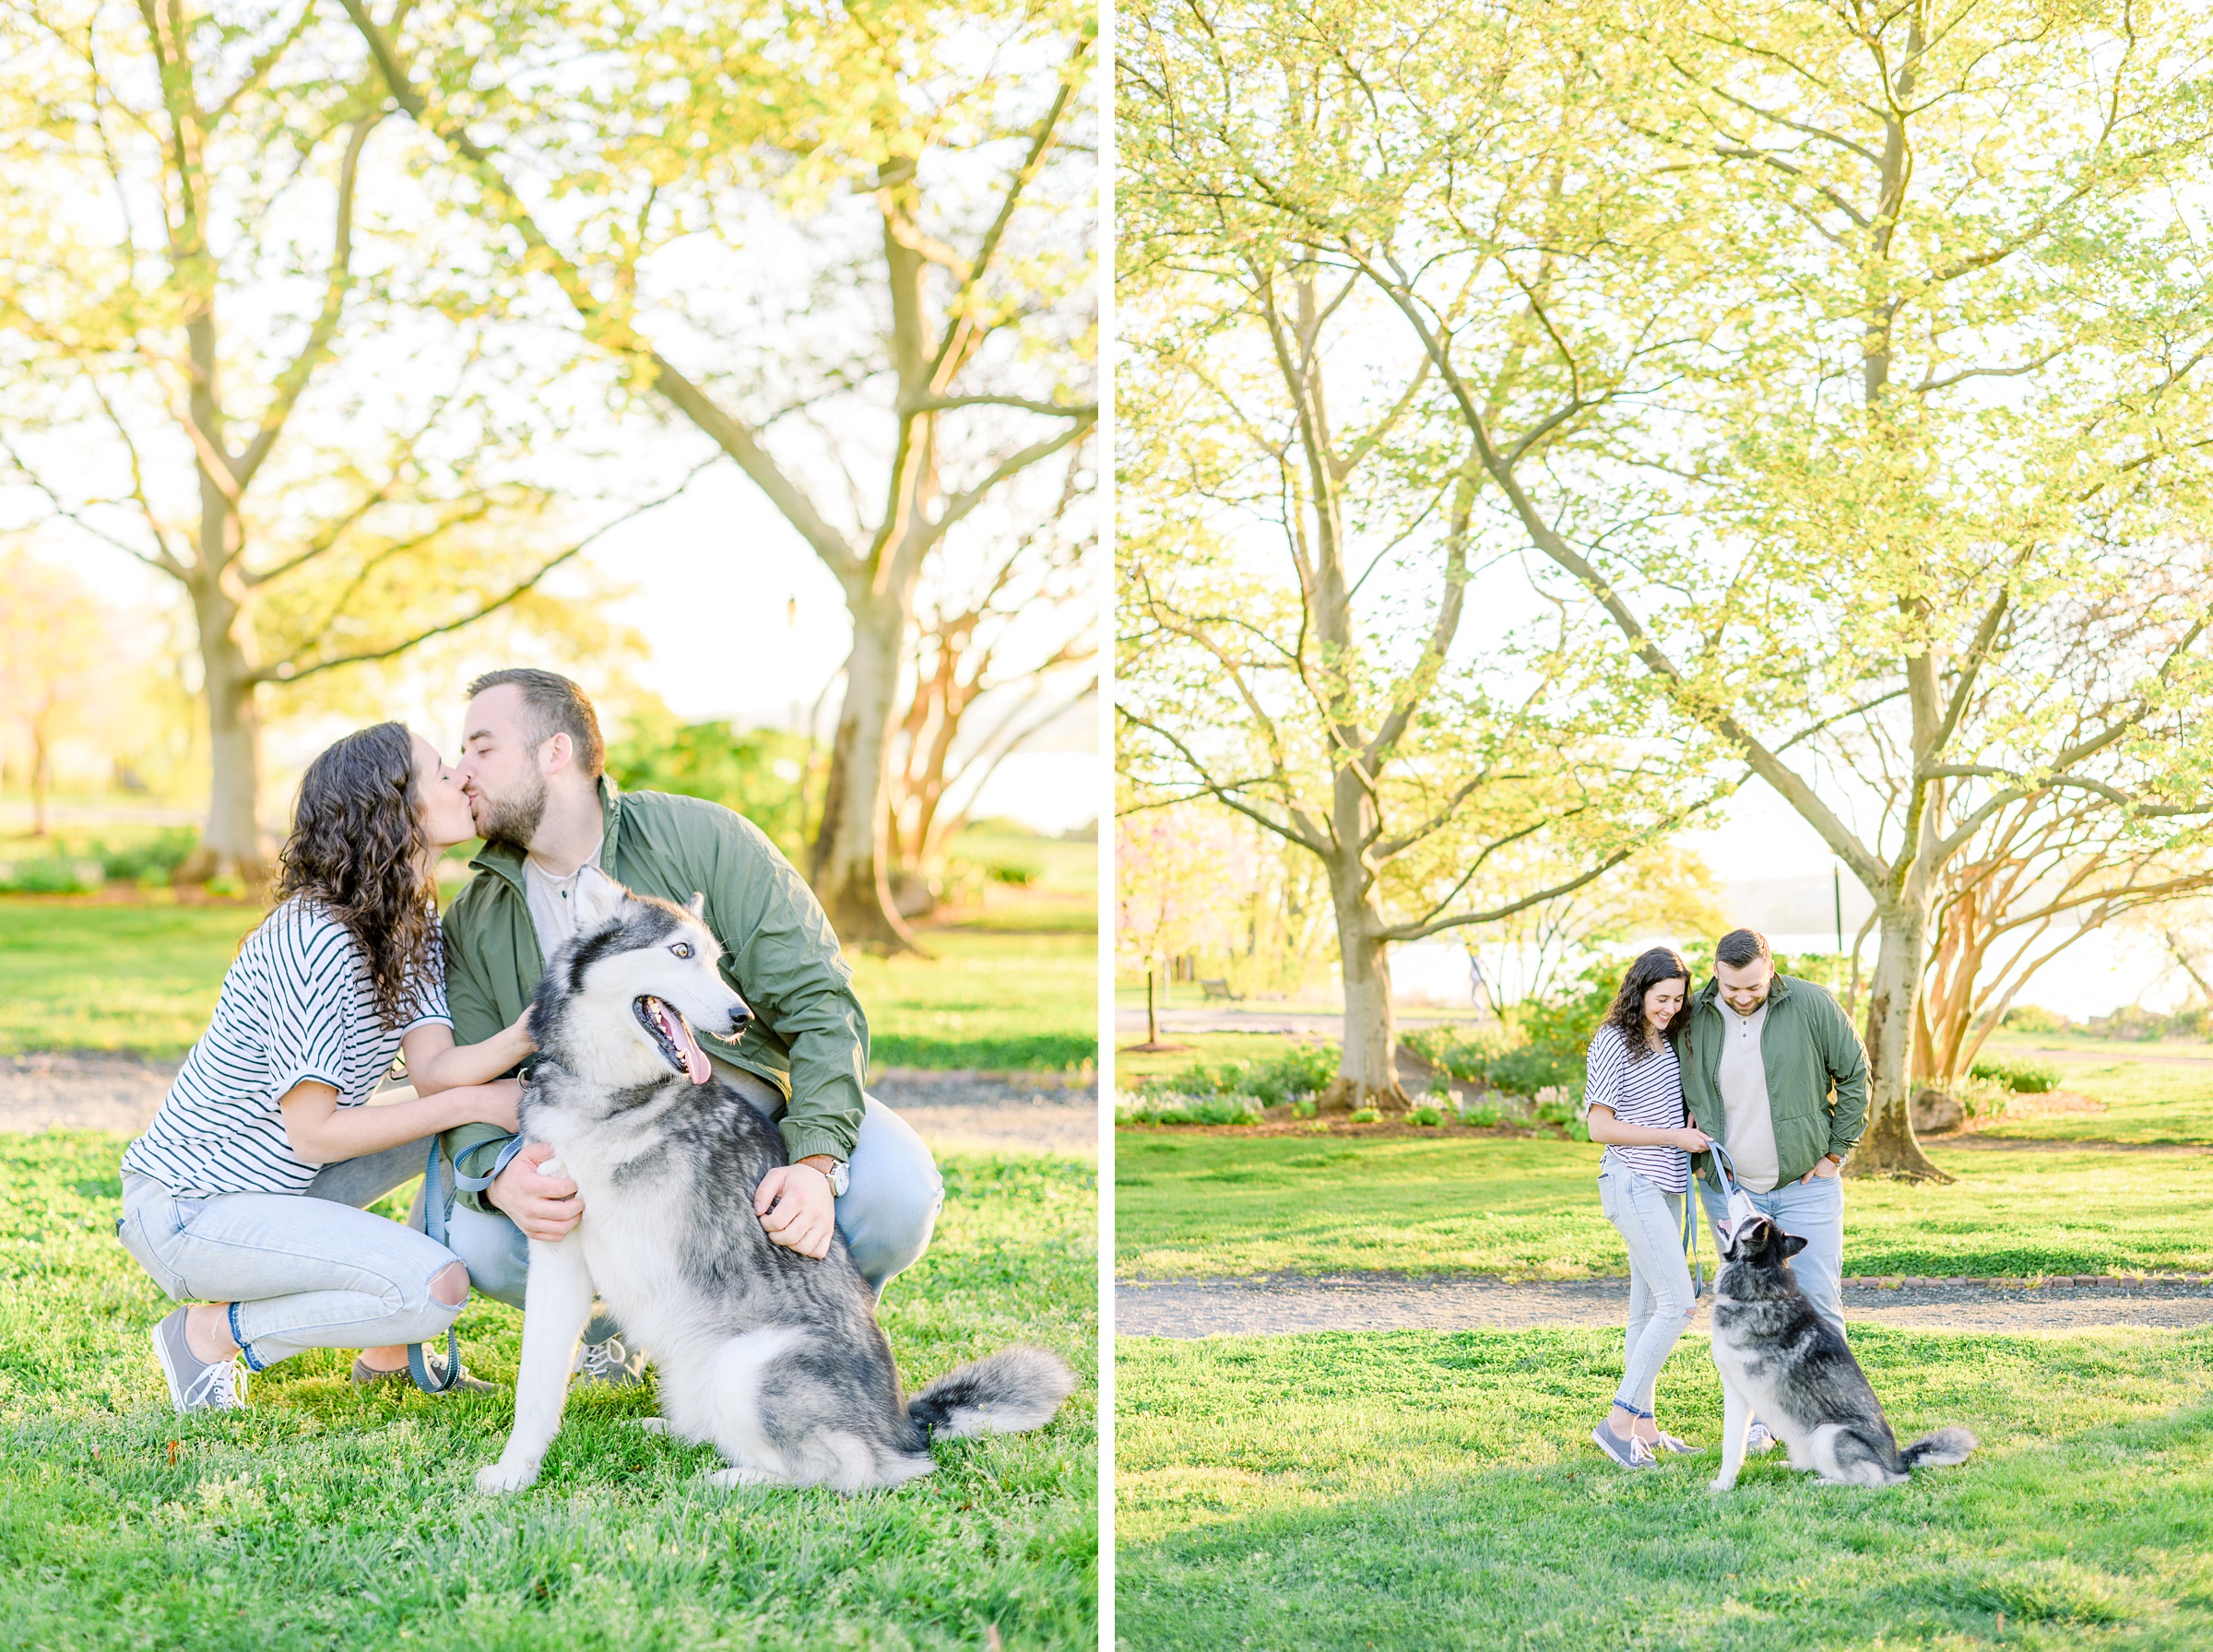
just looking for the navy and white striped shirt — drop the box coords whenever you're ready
[121,900,449,1197]
[1581,1022,1688,1193]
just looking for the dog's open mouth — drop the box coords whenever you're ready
[635,996,711,1086]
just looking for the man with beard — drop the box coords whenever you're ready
[432,668,942,1387]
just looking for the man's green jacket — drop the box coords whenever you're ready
[438,778,869,1209]
[1680,972,1868,1189]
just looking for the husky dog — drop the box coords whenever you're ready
[474,879,1077,1495]
[1708,1215,1976,1492]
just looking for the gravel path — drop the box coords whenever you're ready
[0,1053,1097,1159]
[1117,1272,2213,1337]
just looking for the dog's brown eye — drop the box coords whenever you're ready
[671,942,693,959]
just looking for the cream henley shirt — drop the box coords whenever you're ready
[1716,997,1781,1192]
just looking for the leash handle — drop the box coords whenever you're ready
[454,1131,529,1195]
[408,1133,462,1395]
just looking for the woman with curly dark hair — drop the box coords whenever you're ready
[1579,945,1712,1468]
[118,723,533,1413]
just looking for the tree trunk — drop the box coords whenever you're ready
[1323,887,1409,1113]
[1848,907,1953,1182]
[175,575,271,890]
[810,593,918,953]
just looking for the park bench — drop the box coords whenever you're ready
[1199,977,1243,1002]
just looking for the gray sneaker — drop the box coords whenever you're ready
[150,1307,250,1414]
[1592,1422,1654,1468]
[1746,1420,1780,1455]
[571,1335,648,1389]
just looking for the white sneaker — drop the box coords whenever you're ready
[571,1335,648,1389]
[150,1307,250,1414]
[1746,1420,1780,1455]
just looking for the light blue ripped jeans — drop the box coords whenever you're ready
[1597,1160,1697,1416]
[117,1164,465,1373]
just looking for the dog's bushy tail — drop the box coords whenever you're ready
[908,1346,1078,1440]
[1900,1426,1977,1469]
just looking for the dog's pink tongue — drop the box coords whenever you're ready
[669,1011,710,1086]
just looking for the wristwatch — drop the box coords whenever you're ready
[802,1156,851,1198]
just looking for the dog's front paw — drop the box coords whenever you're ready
[1708,1475,1738,1493]
[475,1458,539,1495]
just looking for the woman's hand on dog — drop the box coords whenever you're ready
[754,1162,836,1258]
[489,1140,584,1242]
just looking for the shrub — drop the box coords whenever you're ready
[1459,1098,1504,1128]
[984,856,1041,886]
[1970,1057,2062,1095]
[2001,1004,2072,1035]
[605,714,815,863]
[0,856,104,894]
[1115,1092,1262,1127]
[1346,1106,1382,1123]
[1486,1045,1581,1097]
[94,828,196,885]
[1532,1086,1578,1127]
[1515,962,1618,1061]
[1134,1042,1339,1109]
[1401,1025,1510,1083]
[1954,1074,2016,1121]
[1407,1104,1450,1127]
[1243,1043,1342,1106]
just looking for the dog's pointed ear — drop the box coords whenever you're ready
[573,872,626,930]
[685,891,705,919]
[1779,1232,1809,1259]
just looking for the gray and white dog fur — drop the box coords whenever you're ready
[1708,1214,1976,1492]
[474,877,1077,1496]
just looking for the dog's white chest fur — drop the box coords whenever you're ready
[538,1139,719,1392]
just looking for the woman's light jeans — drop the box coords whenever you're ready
[117,1158,465,1373]
[1597,1161,1696,1416]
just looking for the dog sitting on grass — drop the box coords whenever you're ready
[474,879,1077,1495]
[1708,1214,1977,1491]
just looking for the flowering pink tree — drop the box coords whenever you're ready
[1117,807,1252,1049]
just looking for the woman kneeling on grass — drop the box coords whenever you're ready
[1582,945,1711,1468]
[117,722,535,1413]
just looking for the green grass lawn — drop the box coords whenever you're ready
[0,1132,1096,1650]
[851,927,1095,1072]
[1117,1327,2213,1650]
[1116,1132,2213,1280]
[1982,1058,2213,1145]
[0,897,1097,1073]
[0,901,264,1060]
[1116,1049,2213,1646]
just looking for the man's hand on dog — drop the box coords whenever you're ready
[488,1140,584,1242]
[754,1161,837,1258]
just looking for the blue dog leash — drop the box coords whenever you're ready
[1681,1140,1743,1301]
[408,1131,529,1395]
